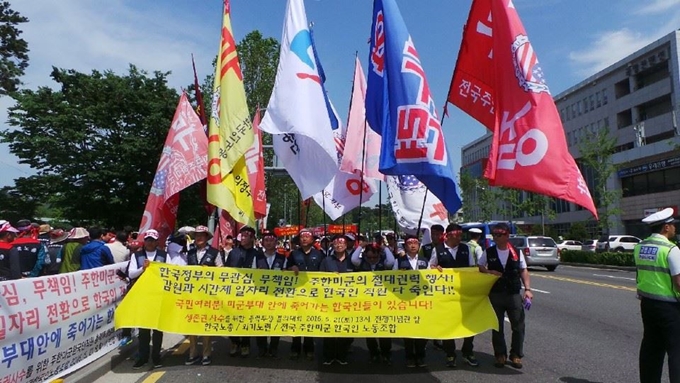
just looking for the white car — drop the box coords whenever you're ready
[556,240,583,252]
[596,235,641,252]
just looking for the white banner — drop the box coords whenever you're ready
[1,263,127,383]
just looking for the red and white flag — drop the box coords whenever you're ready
[211,208,239,249]
[340,57,384,181]
[448,0,597,218]
[245,108,267,219]
[139,93,209,243]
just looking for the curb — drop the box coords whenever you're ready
[562,262,636,272]
[64,335,187,383]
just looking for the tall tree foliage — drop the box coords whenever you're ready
[1,65,179,227]
[0,2,29,95]
[579,128,620,235]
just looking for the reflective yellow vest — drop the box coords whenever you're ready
[634,235,680,302]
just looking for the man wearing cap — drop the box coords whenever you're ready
[634,208,680,382]
[255,230,286,358]
[421,224,445,262]
[393,235,429,368]
[351,242,395,365]
[478,222,532,369]
[287,228,326,360]
[467,228,484,264]
[44,229,69,275]
[12,220,47,277]
[319,234,355,366]
[80,227,115,270]
[127,229,168,369]
[183,225,221,366]
[60,227,89,273]
[225,226,262,358]
[38,224,52,248]
[430,223,479,368]
[0,220,22,281]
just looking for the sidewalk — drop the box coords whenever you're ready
[64,333,186,383]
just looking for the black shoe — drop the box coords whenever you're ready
[406,358,416,368]
[132,360,147,369]
[184,356,201,366]
[416,358,427,368]
[201,356,212,366]
[229,344,239,357]
[322,359,334,365]
[152,361,163,369]
[446,356,457,368]
[463,353,479,367]
[336,358,348,365]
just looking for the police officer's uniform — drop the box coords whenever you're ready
[634,208,680,382]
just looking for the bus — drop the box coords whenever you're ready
[461,221,518,249]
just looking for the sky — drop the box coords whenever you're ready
[2,0,679,197]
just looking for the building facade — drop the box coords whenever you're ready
[461,30,680,239]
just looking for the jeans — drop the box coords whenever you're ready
[489,292,525,358]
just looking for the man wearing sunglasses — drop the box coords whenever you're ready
[478,222,533,370]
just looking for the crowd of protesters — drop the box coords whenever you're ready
[1,218,532,371]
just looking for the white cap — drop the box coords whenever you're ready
[642,208,679,226]
[469,228,483,234]
[178,226,196,235]
[143,229,160,240]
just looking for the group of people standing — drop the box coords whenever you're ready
[122,222,533,371]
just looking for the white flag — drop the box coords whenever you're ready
[259,0,338,198]
[386,175,449,235]
[312,62,378,220]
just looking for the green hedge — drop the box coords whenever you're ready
[560,250,635,267]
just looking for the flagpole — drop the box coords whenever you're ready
[298,190,302,228]
[378,182,382,235]
[415,109,448,237]
[322,191,327,237]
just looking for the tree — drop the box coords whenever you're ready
[0,2,29,95]
[1,65,180,228]
[579,127,621,235]
[567,221,588,241]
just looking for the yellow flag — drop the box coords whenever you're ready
[206,0,255,226]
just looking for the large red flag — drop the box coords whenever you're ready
[245,108,267,219]
[139,92,209,243]
[449,0,597,218]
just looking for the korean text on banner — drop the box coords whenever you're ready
[1,263,127,383]
[115,263,499,339]
[206,0,256,227]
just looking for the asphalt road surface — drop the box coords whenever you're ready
[94,265,660,383]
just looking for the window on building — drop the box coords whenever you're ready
[615,79,631,99]
[589,95,595,110]
[603,117,610,130]
[596,91,601,107]
[621,167,680,197]
[617,109,633,129]
[583,98,588,114]
[602,88,608,105]
[572,104,577,119]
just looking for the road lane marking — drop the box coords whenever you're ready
[592,273,636,281]
[532,274,636,292]
[173,339,190,356]
[143,372,166,383]
[530,288,550,294]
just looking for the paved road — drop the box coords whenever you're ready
[93,265,661,383]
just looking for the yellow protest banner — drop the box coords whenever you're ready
[115,263,499,339]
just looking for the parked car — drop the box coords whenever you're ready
[596,235,641,252]
[581,239,599,252]
[556,240,583,252]
[509,236,560,271]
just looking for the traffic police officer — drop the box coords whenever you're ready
[634,208,680,383]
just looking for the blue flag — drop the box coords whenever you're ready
[365,0,462,214]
